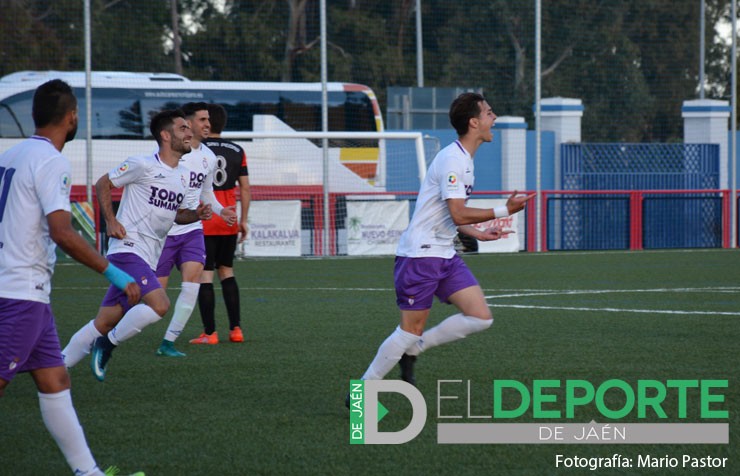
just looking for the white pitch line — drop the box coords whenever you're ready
[486,287,740,299]
[487,303,740,316]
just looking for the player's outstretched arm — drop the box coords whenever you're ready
[47,210,140,304]
[458,224,515,242]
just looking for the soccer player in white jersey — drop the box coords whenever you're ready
[0,79,143,475]
[61,109,211,381]
[154,102,236,357]
[348,93,534,398]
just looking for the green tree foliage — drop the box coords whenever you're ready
[0,0,68,76]
[1,0,734,142]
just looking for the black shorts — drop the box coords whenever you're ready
[203,234,238,271]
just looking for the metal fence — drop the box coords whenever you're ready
[550,143,723,250]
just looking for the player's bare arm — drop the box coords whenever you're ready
[458,224,514,242]
[95,174,127,238]
[175,203,212,224]
[220,205,238,226]
[47,210,141,304]
[239,175,251,242]
[447,191,536,226]
[505,190,536,215]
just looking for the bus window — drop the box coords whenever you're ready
[87,98,143,138]
[216,92,281,132]
[343,92,375,131]
[140,99,191,137]
[0,91,33,138]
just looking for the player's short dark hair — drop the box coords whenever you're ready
[32,79,77,128]
[150,109,186,145]
[181,102,210,118]
[449,92,486,136]
[207,103,227,134]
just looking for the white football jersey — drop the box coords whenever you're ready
[168,143,218,236]
[0,136,72,303]
[396,140,474,258]
[106,154,189,269]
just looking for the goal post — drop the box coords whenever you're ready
[220,130,428,257]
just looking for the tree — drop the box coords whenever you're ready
[0,0,67,77]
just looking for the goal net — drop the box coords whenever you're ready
[220,123,431,257]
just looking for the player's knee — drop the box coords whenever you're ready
[401,321,425,336]
[467,307,492,321]
[94,316,117,334]
[151,300,170,317]
[35,368,71,394]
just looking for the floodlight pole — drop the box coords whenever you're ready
[700,0,706,99]
[416,0,424,87]
[84,0,92,209]
[535,0,542,252]
[320,0,330,256]
[732,0,738,248]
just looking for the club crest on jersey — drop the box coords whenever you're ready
[446,172,459,190]
[141,277,148,286]
[118,162,129,173]
[202,157,208,169]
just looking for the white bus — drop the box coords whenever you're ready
[0,71,387,193]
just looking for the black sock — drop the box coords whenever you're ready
[96,335,116,350]
[197,283,216,335]
[221,277,241,330]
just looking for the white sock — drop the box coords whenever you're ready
[108,303,161,346]
[62,320,102,368]
[405,313,493,356]
[39,390,103,476]
[163,282,200,343]
[361,326,421,380]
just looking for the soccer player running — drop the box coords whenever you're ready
[0,79,143,475]
[61,109,211,381]
[190,103,251,345]
[154,102,237,357]
[349,93,534,394]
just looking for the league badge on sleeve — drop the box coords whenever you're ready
[60,172,71,194]
[446,172,459,191]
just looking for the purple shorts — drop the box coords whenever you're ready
[101,253,161,311]
[0,298,64,381]
[394,255,479,310]
[156,229,206,277]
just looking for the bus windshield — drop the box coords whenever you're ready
[0,87,378,139]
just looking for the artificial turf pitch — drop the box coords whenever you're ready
[3,249,739,475]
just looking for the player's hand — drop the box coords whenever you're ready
[123,282,141,306]
[238,220,249,243]
[505,191,536,215]
[478,226,515,242]
[197,203,213,221]
[106,219,127,239]
[220,205,237,226]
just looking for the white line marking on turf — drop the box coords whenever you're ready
[484,287,740,317]
[485,287,740,299]
[487,303,740,316]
